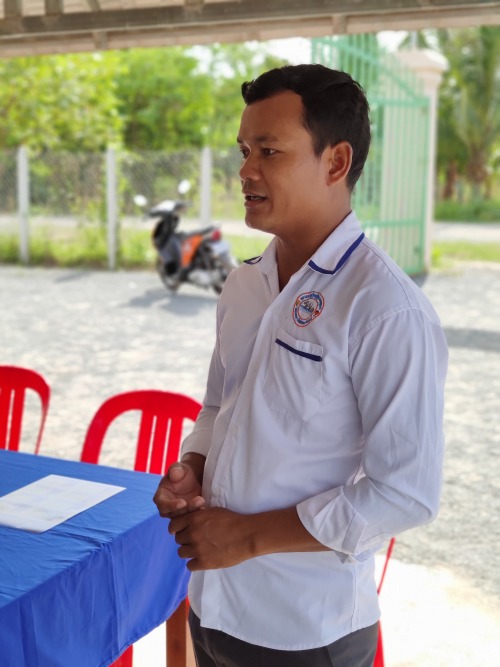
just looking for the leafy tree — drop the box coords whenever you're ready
[0,42,287,155]
[437,27,500,200]
[113,47,214,150]
[200,42,287,149]
[401,27,500,200]
[436,72,469,200]
[113,43,286,152]
[0,52,123,151]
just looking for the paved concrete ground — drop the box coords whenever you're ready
[1,259,499,666]
[432,221,500,243]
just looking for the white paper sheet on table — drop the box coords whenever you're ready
[0,474,125,533]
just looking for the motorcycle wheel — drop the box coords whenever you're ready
[156,258,181,293]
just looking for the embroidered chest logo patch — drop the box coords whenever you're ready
[293,291,325,327]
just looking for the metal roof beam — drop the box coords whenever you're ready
[1,0,500,57]
[1,0,500,37]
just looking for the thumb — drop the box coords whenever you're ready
[168,463,189,482]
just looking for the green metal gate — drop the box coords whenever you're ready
[312,35,430,276]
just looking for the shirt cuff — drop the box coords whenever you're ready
[296,487,368,557]
[181,429,212,458]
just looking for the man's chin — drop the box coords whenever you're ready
[245,213,274,235]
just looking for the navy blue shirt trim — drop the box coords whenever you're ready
[275,338,322,362]
[244,256,263,265]
[308,233,365,276]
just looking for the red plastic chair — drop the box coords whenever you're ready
[81,389,202,667]
[0,365,50,453]
[374,537,396,667]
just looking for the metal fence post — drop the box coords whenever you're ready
[200,146,212,227]
[106,147,118,270]
[17,146,30,264]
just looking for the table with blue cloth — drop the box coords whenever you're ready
[0,449,190,667]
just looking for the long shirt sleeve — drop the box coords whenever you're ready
[297,306,448,557]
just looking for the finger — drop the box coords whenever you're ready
[177,545,199,561]
[174,530,192,546]
[185,496,206,512]
[169,515,189,534]
[157,499,187,517]
[186,558,202,572]
[168,464,189,483]
[153,485,177,506]
[162,506,191,519]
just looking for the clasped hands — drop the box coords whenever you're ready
[153,463,254,571]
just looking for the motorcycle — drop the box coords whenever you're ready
[134,181,238,294]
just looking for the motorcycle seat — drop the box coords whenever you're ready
[182,226,216,239]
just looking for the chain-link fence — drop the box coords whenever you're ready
[0,150,17,215]
[120,149,202,219]
[0,146,243,225]
[0,146,248,266]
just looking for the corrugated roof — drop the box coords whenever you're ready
[1,0,499,57]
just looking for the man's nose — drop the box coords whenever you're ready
[239,155,260,182]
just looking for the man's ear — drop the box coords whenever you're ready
[325,142,353,186]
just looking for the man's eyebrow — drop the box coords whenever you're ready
[237,134,280,144]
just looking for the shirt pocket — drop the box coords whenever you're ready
[262,328,324,422]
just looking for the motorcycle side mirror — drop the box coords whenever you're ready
[178,180,191,196]
[133,194,148,208]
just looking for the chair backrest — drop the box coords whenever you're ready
[373,537,396,667]
[0,365,51,453]
[377,537,395,595]
[80,390,202,474]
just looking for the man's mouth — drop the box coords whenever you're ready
[244,194,266,202]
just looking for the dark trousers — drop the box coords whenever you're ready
[188,609,379,667]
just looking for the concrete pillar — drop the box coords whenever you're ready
[396,49,447,269]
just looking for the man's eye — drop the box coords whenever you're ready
[239,149,249,159]
[262,148,277,156]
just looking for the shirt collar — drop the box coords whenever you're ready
[256,236,278,276]
[307,211,364,276]
[250,211,364,279]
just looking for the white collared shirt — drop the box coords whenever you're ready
[181,211,448,650]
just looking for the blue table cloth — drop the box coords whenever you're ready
[0,450,190,667]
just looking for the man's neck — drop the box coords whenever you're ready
[275,207,351,291]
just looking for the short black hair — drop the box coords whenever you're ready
[241,64,371,191]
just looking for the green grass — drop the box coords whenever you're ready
[1,228,499,270]
[31,226,108,267]
[225,235,268,261]
[121,229,156,267]
[434,199,500,223]
[0,227,267,269]
[431,241,500,268]
[0,233,19,263]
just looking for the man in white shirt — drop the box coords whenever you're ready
[154,64,448,666]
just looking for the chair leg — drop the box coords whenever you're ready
[167,599,187,667]
[373,621,384,667]
[111,645,133,667]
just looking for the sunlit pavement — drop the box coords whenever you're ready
[1,260,499,666]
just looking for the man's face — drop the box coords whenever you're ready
[237,91,331,239]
